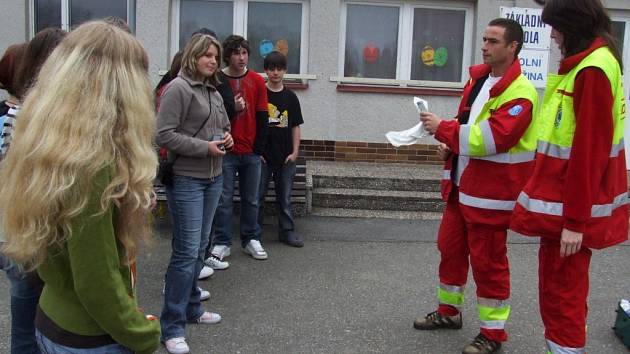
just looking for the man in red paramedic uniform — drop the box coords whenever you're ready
[413,18,538,354]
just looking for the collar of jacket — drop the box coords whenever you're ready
[468,58,523,99]
[558,37,607,74]
[178,71,217,91]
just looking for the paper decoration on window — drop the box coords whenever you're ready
[363,42,379,63]
[434,47,448,67]
[259,39,274,58]
[421,45,435,66]
[275,39,289,56]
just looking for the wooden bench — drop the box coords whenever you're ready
[153,153,307,218]
[236,154,307,216]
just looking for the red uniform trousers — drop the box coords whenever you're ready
[437,189,510,342]
[539,238,591,351]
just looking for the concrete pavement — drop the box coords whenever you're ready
[0,215,629,353]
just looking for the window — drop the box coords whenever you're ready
[338,1,474,87]
[31,0,135,34]
[247,2,303,74]
[178,1,233,49]
[612,20,627,55]
[410,8,466,82]
[172,0,310,75]
[343,4,399,79]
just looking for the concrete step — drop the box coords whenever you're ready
[310,207,443,220]
[312,175,440,192]
[311,188,444,212]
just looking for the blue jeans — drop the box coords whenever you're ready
[161,174,223,341]
[1,252,42,354]
[35,330,132,354]
[258,161,296,238]
[212,153,262,248]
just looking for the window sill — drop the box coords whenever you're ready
[336,84,462,96]
[330,76,463,96]
[285,82,309,90]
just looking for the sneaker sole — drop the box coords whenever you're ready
[205,258,230,270]
[413,322,462,330]
[205,263,229,270]
[198,272,213,280]
[243,249,268,260]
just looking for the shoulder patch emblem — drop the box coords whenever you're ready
[508,105,523,116]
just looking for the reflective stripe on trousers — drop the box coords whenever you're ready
[437,283,464,307]
[517,191,629,217]
[546,339,585,354]
[478,297,510,330]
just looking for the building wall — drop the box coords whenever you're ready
[1,0,629,164]
[0,2,28,56]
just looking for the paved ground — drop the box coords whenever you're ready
[0,215,629,353]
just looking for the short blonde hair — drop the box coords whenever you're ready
[0,21,156,269]
[180,34,222,86]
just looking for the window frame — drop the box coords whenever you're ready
[335,0,474,89]
[170,0,312,80]
[610,12,630,166]
[29,0,136,36]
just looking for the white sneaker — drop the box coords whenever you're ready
[205,254,229,270]
[199,287,210,301]
[196,311,221,324]
[198,265,214,280]
[244,240,268,260]
[164,337,189,354]
[211,245,231,259]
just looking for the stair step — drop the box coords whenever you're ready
[311,188,444,212]
[312,175,440,192]
[310,207,443,220]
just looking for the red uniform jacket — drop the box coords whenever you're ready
[437,59,535,228]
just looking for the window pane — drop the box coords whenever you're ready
[35,0,62,32]
[411,8,466,82]
[612,21,626,54]
[180,1,233,49]
[247,2,302,74]
[70,0,128,28]
[344,4,398,79]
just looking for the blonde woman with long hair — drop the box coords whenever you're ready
[0,21,160,353]
[156,33,232,354]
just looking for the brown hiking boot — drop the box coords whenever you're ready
[461,333,501,354]
[413,310,462,330]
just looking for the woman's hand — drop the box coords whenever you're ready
[208,141,227,156]
[560,228,583,257]
[223,132,234,150]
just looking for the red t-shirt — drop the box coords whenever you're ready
[222,69,268,154]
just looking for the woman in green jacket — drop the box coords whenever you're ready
[0,21,160,353]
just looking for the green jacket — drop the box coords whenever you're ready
[37,168,160,354]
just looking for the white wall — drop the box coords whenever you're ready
[1,0,629,144]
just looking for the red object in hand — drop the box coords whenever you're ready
[363,42,379,64]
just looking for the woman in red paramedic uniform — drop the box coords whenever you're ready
[510,0,627,353]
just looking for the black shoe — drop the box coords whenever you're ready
[279,234,304,247]
[413,310,462,330]
[461,333,501,354]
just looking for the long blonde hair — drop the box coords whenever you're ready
[0,21,157,269]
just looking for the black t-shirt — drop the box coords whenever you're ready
[265,87,304,166]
